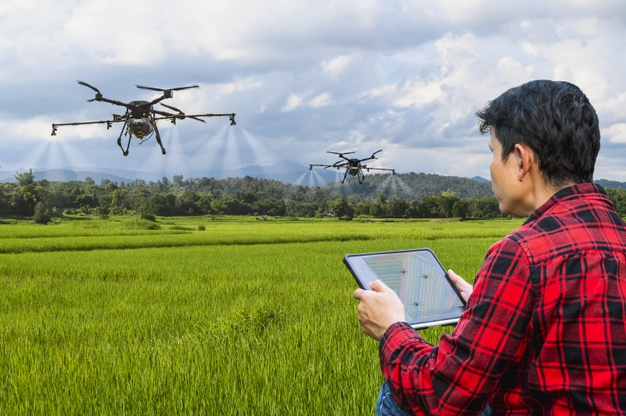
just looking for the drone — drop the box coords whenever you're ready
[309,149,395,184]
[51,81,236,156]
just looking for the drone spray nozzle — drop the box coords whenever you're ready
[230,114,236,125]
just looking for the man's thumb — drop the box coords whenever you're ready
[369,279,390,293]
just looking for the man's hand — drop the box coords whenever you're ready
[353,280,406,341]
[447,269,473,303]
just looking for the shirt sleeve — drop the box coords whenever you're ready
[379,237,536,415]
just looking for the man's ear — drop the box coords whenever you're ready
[514,143,534,182]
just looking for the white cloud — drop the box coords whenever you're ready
[309,92,332,109]
[281,94,303,112]
[603,123,626,144]
[2,0,626,181]
[322,55,353,78]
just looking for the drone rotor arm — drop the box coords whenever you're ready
[357,149,384,164]
[158,104,208,123]
[77,81,130,107]
[148,95,169,106]
[98,97,132,108]
[153,110,178,117]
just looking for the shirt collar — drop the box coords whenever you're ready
[524,182,609,225]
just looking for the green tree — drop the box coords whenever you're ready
[33,201,52,224]
[452,199,470,219]
[370,193,389,217]
[330,197,354,220]
[94,202,111,219]
[388,197,409,218]
[434,191,459,218]
[14,169,35,186]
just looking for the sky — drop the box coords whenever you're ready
[2,0,626,183]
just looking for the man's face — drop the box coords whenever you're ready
[489,130,525,216]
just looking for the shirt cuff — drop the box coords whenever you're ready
[379,321,426,363]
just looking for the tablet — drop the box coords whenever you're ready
[345,248,466,330]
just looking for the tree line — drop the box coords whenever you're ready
[3,169,626,223]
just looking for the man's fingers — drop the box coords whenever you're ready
[448,269,473,303]
[354,281,390,301]
[448,269,470,288]
[447,269,462,283]
[369,279,390,293]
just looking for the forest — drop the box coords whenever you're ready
[2,169,626,223]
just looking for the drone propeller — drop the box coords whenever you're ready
[77,80,100,93]
[77,80,103,102]
[161,103,183,113]
[371,149,383,158]
[160,103,206,123]
[136,84,199,100]
[136,84,199,92]
[327,151,355,156]
[136,84,199,94]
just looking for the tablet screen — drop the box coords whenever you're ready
[345,248,465,329]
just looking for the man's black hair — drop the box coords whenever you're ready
[475,80,600,187]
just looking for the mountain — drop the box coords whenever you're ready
[3,165,626,192]
[0,169,134,184]
[35,169,133,184]
[0,161,323,185]
[596,178,626,189]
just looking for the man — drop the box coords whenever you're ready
[354,80,626,415]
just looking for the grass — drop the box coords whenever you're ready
[0,216,523,415]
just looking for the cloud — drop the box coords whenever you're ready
[2,0,626,181]
[281,94,303,112]
[322,55,353,78]
[309,92,332,109]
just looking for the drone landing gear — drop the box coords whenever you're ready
[117,123,131,156]
[154,125,166,155]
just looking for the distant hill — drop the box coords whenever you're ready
[0,169,134,184]
[1,161,338,185]
[596,178,626,189]
[322,172,495,200]
[2,166,625,201]
[35,169,133,184]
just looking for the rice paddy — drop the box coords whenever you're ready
[0,215,523,415]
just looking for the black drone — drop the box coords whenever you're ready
[51,81,236,156]
[309,149,395,184]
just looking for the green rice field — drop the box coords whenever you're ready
[0,215,524,415]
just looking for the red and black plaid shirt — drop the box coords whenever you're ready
[380,183,626,415]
